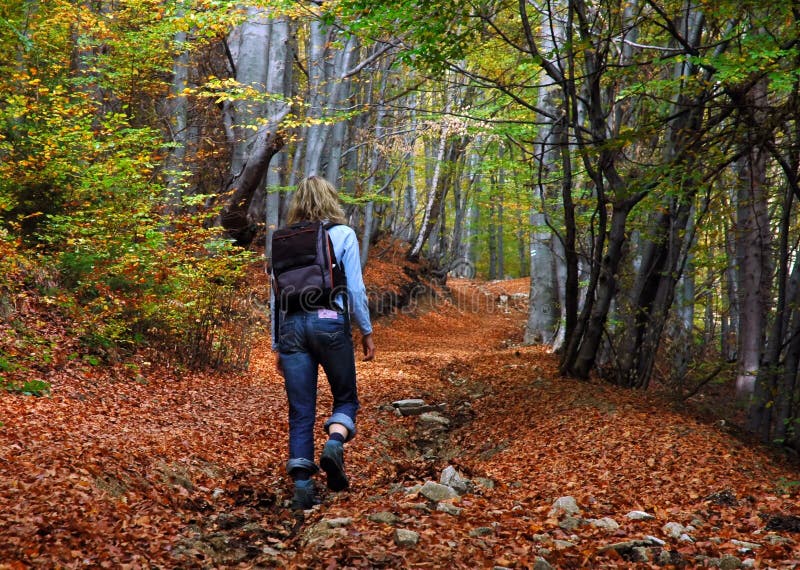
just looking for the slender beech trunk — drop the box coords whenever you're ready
[525,0,565,345]
[408,103,449,260]
[218,10,289,244]
[735,116,772,398]
[749,179,792,441]
[450,148,473,273]
[303,20,358,176]
[488,181,498,280]
[495,146,505,278]
[360,61,391,267]
[397,94,419,242]
[165,21,191,211]
[568,202,631,377]
[614,5,709,389]
[749,100,800,444]
[720,200,739,361]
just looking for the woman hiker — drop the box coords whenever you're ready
[270,175,376,510]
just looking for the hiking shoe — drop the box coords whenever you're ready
[290,480,319,511]
[319,441,349,491]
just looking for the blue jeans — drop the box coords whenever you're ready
[278,309,359,476]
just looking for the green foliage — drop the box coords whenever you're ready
[3,378,50,397]
[773,476,800,495]
[336,0,481,72]
[0,0,262,371]
[0,353,15,373]
[0,348,51,396]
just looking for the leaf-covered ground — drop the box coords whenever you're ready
[1,269,799,568]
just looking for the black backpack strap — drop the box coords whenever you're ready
[271,274,281,347]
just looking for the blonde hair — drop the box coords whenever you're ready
[286,176,347,225]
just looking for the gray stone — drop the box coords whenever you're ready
[394,528,420,547]
[368,511,400,525]
[392,399,442,416]
[657,550,673,565]
[531,533,553,545]
[469,526,494,537]
[302,523,347,547]
[474,477,495,489]
[764,534,795,546]
[626,510,655,520]
[398,404,447,416]
[644,535,666,546]
[599,539,657,553]
[663,522,687,539]
[549,496,580,517]
[558,516,584,531]
[440,466,471,495]
[419,411,450,427]
[719,555,742,570]
[325,517,352,528]
[420,480,458,502]
[731,539,761,551]
[588,517,620,532]
[631,547,649,563]
[533,558,553,570]
[553,540,576,550]
[393,399,426,408]
[436,502,462,516]
[261,545,282,556]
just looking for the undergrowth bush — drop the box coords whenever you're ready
[1,109,262,372]
[46,210,260,367]
[0,0,264,379]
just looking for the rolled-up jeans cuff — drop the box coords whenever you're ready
[324,413,356,442]
[286,457,319,476]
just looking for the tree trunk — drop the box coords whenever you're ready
[218,12,289,245]
[450,150,472,274]
[669,244,696,388]
[749,101,799,444]
[303,20,357,176]
[408,105,449,260]
[359,63,390,267]
[488,184,498,280]
[397,94,419,242]
[735,140,771,398]
[722,214,739,361]
[496,153,505,279]
[164,23,191,211]
[524,0,564,345]
[567,202,630,378]
[515,187,528,278]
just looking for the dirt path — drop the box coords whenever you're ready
[0,278,798,568]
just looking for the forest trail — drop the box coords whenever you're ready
[1,278,799,569]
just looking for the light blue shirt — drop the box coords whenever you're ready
[270,223,372,349]
[326,224,372,336]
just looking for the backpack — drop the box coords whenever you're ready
[270,221,347,315]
